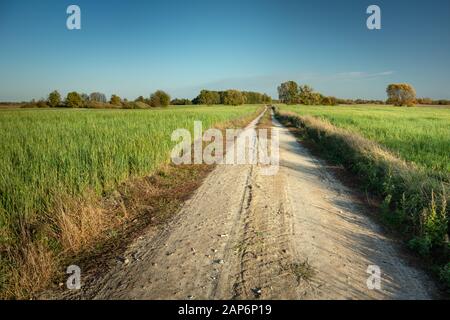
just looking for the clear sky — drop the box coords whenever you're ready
[1,0,449,101]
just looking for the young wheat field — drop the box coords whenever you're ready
[281,105,450,178]
[0,105,260,296]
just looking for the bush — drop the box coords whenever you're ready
[150,90,171,107]
[408,237,432,256]
[65,92,83,108]
[321,96,337,106]
[122,101,150,109]
[439,263,450,288]
[134,101,150,109]
[83,101,118,109]
[36,100,48,108]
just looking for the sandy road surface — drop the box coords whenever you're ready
[63,112,438,300]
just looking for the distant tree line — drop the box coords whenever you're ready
[335,98,385,105]
[191,89,272,106]
[277,80,450,107]
[20,83,448,109]
[170,98,193,105]
[416,98,450,105]
[22,90,172,109]
[21,88,272,109]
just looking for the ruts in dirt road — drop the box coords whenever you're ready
[62,112,438,300]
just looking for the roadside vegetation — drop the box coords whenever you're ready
[275,104,449,289]
[0,105,262,298]
[282,105,450,176]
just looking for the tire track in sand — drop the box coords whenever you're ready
[55,110,440,300]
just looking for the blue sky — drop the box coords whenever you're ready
[1,0,449,101]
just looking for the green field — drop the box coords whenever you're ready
[276,105,449,285]
[281,105,450,178]
[0,105,260,248]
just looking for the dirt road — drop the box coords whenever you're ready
[66,112,438,300]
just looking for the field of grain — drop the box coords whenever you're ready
[0,105,261,296]
[276,105,449,287]
[281,105,450,178]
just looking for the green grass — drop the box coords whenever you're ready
[280,105,450,178]
[0,105,260,251]
[276,105,449,289]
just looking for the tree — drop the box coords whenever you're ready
[135,95,145,103]
[386,83,416,106]
[65,91,83,108]
[47,90,61,107]
[311,92,324,105]
[262,94,272,104]
[90,92,107,103]
[193,90,221,105]
[110,94,122,106]
[150,90,171,107]
[278,81,299,104]
[298,85,316,105]
[81,93,89,103]
[241,91,272,104]
[222,90,245,106]
[36,99,48,108]
[321,96,338,106]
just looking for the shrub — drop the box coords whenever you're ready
[408,236,432,256]
[439,263,450,288]
[422,192,448,248]
[36,100,48,108]
[321,96,337,106]
[83,101,118,109]
[417,97,433,105]
[134,101,150,109]
[122,101,150,109]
